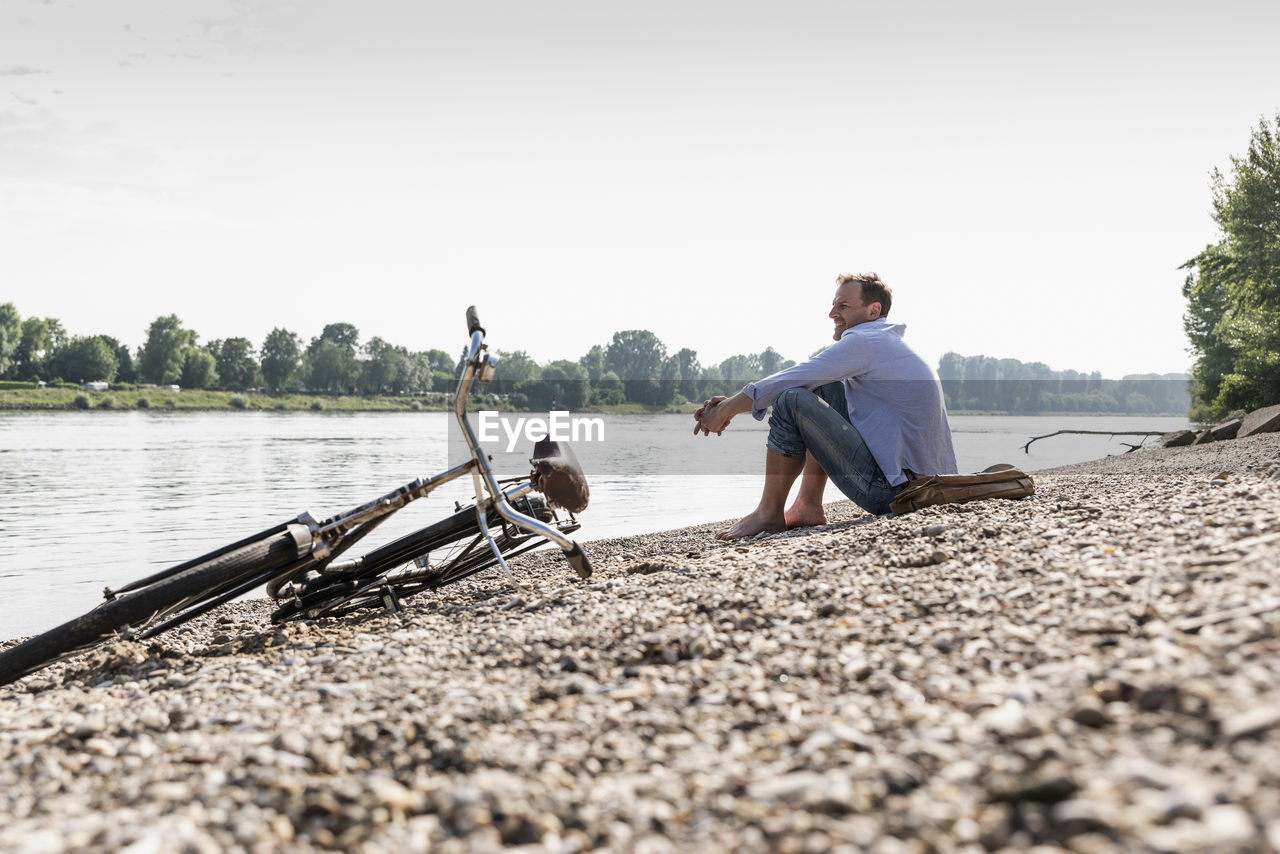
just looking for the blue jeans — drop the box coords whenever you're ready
[766,383,902,516]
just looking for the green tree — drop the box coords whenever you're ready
[48,336,119,384]
[359,337,404,395]
[1182,112,1280,417]
[306,342,358,393]
[261,328,301,392]
[672,347,701,401]
[489,349,541,396]
[431,370,455,393]
[605,330,667,404]
[315,322,359,350]
[181,347,219,389]
[758,347,794,376]
[13,317,65,380]
[138,315,197,385]
[578,345,606,381]
[593,370,626,405]
[394,351,434,395]
[697,364,725,400]
[717,353,762,386]
[305,323,360,394]
[0,303,19,378]
[98,336,137,384]
[529,360,591,410]
[423,349,454,374]
[938,351,967,409]
[211,337,259,391]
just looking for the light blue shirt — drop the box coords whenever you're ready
[742,318,957,486]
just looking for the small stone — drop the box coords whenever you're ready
[1135,684,1181,712]
[138,708,170,730]
[1202,804,1255,843]
[988,773,1078,804]
[746,771,854,812]
[147,782,194,802]
[366,775,421,812]
[84,738,117,757]
[982,699,1027,735]
[69,713,107,738]
[1118,759,1175,790]
[1265,820,1280,851]
[273,730,308,756]
[1070,704,1112,728]
[1222,705,1280,741]
[1052,800,1111,836]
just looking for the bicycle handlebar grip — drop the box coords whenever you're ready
[466,306,485,336]
[565,543,592,579]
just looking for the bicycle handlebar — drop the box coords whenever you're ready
[453,305,591,579]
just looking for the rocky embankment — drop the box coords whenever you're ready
[3,435,1280,853]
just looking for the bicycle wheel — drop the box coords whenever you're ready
[0,527,308,687]
[272,499,576,621]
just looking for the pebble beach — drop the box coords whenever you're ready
[3,434,1280,853]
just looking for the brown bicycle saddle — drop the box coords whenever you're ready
[531,437,590,514]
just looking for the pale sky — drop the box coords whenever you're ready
[3,0,1278,378]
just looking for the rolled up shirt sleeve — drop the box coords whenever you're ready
[742,335,872,420]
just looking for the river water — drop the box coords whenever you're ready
[0,411,1190,639]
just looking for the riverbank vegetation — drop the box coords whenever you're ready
[936,353,1189,414]
[0,308,1192,415]
[1182,111,1280,421]
[0,385,703,414]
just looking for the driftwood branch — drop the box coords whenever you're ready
[1021,430,1166,455]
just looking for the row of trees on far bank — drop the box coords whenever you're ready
[937,353,1190,414]
[1,300,1196,413]
[0,308,463,395]
[1182,112,1280,420]
[0,306,800,406]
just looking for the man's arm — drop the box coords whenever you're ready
[741,332,870,420]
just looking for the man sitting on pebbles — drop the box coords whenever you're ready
[694,272,957,540]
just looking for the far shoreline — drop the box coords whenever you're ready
[1,388,1193,419]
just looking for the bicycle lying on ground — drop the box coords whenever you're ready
[0,307,592,687]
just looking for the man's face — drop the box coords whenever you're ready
[829,282,881,340]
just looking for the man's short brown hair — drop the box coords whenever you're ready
[837,272,892,318]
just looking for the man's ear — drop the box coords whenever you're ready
[867,302,882,320]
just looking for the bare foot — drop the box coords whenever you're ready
[714,508,788,541]
[784,501,828,529]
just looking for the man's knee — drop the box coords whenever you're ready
[777,387,818,409]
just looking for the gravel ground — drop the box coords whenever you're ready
[2,434,1280,853]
